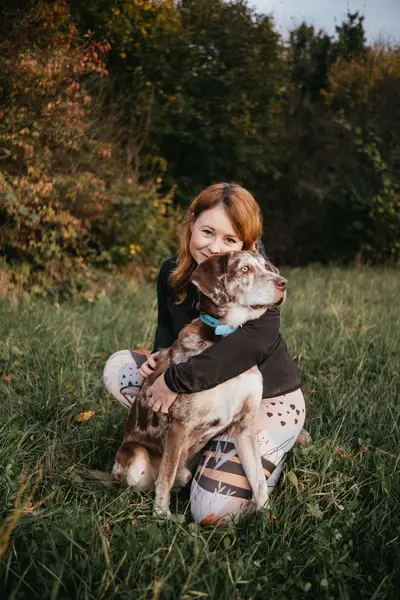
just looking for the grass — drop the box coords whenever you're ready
[0,266,399,599]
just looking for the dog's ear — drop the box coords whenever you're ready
[191,254,230,305]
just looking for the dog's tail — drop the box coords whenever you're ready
[78,469,119,487]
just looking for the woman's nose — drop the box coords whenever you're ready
[208,239,223,254]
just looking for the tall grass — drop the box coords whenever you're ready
[0,267,399,599]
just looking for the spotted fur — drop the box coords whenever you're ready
[112,251,287,518]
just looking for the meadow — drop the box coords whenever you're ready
[0,267,399,599]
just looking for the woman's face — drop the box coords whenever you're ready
[189,205,244,264]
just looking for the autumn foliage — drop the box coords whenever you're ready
[0,2,399,296]
[0,1,178,294]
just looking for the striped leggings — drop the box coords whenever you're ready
[190,388,305,525]
[104,350,306,525]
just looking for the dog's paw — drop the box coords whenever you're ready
[153,503,172,519]
[295,428,312,447]
[173,467,192,489]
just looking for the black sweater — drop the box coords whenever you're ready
[152,256,301,399]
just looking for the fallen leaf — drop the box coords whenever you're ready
[2,374,11,382]
[269,513,279,522]
[334,447,355,460]
[75,410,96,422]
[335,447,347,458]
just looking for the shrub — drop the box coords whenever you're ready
[0,1,179,295]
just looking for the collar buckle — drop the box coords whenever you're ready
[200,313,238,336]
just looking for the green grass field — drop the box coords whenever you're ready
[0,267,399,599]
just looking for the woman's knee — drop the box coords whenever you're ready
[103,349,148,409]
[188,431,290,526]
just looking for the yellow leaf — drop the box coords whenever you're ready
[75,410,96,422]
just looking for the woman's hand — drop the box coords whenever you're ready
[138,351,160,379]
[148,374,178,414]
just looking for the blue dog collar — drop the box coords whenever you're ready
[200,313,238,336]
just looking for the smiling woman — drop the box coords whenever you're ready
[189,204,244,263]
[103,182,305,525]
[172,183,263,302]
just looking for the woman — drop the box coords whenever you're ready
[104,183,305,525]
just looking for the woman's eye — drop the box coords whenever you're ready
[202,230,212,236]
[226,238,237,244]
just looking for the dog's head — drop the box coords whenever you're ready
[112,442,156,490]
[191,251,287,327]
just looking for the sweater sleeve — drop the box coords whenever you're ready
[152,260,175,352]
[164,308,281,393]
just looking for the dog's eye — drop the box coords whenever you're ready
[241,266,249,273]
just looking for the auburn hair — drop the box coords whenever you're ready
[170,182,263,303]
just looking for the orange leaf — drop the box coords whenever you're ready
[75,410,96,422]
[2,374,11,382]
[269,513,279,522]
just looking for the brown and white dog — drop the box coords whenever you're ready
[109,251,287,518]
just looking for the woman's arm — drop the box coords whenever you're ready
[164,308,281,393]
[152,260,175,352]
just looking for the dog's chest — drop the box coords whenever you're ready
[171,366,263,444]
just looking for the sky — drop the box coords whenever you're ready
[250,0,400,44]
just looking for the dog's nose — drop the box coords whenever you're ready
[274,277,287,291]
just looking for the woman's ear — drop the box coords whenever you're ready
[190,212,195,233]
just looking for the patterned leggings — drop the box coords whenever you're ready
[104,350,306,525]
[190,388,305,525]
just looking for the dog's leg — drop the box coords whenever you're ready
[233,423,269,511]
[154,421,189,518]
[174,461,192,489]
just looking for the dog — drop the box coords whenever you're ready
[108,251,288,518]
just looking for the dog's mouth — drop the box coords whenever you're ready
[249,297,284,310]
[249,304,267,310]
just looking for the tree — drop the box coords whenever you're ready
[323,46,400,263]
[0,1,179,293]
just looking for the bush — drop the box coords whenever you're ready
[0,1,179,296]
